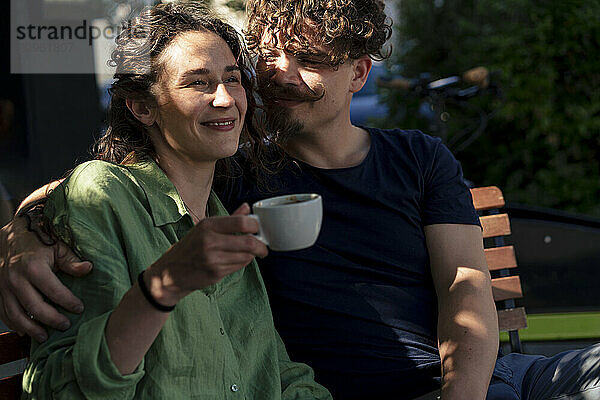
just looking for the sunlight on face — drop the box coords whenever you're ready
[255,27,356,132]
[151,30,247,165]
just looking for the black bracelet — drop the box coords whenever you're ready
[137,270,175,312]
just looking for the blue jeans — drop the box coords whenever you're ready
[487,343,600,399]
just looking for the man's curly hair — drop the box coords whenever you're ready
[245,0,392,66]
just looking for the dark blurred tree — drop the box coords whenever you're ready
[386,0,600,215]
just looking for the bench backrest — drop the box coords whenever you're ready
[471,185,527,353]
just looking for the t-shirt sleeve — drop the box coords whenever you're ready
[421,140,481,227]
[24,161,145,400]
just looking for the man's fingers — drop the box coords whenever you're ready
[2,290,49,342]
[17,281,72,332]
[55,241,92,277]
[28,262,84,314]
[9,274,73,331]
[58,261,92,278]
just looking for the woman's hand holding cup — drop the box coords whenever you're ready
[143,203,268,307]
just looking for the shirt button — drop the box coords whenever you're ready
[220,327,225,335]
[230,384,239,392]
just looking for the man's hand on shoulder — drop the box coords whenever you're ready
[0,215,92,342]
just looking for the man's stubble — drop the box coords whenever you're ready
[261,104,304,145]
[257,70,325,144]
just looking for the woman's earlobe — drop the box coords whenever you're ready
[125,98,157,126]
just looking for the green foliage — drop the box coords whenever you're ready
[386,0,600,215]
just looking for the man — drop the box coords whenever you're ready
[1,0,599,399]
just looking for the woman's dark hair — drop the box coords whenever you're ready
[95,1,271,184]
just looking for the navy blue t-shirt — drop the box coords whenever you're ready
[218,128,480,399]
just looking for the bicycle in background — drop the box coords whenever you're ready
[378,66,504,156]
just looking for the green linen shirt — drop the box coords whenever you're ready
[23,159,331,400]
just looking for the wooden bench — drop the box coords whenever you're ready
[0,331,30,400]
[471,185,527,353]
[0,185,527,398]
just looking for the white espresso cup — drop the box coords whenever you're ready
[249,193,322,251]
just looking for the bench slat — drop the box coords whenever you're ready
[485,246,517,271]
[481,214,511,238]
[492,276,523,301]
[0,374,24,400]
[472,186,526,352]
[498,307,528,332]
[471,186,505,210]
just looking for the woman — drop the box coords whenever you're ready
[22,3,331,399]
